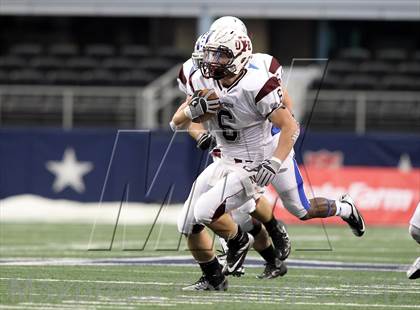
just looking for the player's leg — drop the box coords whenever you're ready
[177,163,227,290]
[230,205,287,279]
[407,203,420,279]
[250,196,291,261]
[272,153,365,237]
[193,170,255,275]
[409,225,420,243]
[409,203,420,244]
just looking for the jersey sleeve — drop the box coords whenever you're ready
[268,56,283,82]
[254,76,283,118]
[186,69,205,97]
[177,64,188,95]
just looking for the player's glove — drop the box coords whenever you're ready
[184,90,219,120]
[196,133,217,150]
[255,158,282,187]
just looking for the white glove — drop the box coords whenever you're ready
[184,90,219,120]
[255,158,282,187]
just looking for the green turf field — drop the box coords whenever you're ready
[0,223,419,309]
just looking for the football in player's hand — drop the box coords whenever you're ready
[191,89,220,123]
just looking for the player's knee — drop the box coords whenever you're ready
[177,213,205,236]
[409,225,420,244]
[193,196,213,225]
[177,202,195,235]
[177,213,190,235]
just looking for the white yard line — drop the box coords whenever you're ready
[3,284,418,309]
[288,302,420,308]
[0,277,174,286]
[0,256,410,272]
[2,277,418,294]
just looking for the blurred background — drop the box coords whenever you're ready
[0,0,419,228]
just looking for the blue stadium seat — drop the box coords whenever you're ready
[80,69,115,85]
[310,74,342,90]
[85,44,115,57]
[120,45,151,58]
[118,70,155,86]
[0,70,8,84]
[8,69,45,84]
[46,70,82,85]
[338,48,371,62]
[381,74,418,90]
[0,56,26,70]
[413,50,420,61]
[327,60,358,75]
[102,57,136,70]
[30,56,62,70]
[10,43,43,57]
[137,57,174,74]
[48,43,79,57]
[376,48,408,63]
[397,61,420,76]
[342,74,378,90]
[359,61,394,76]
[66,56,98,70]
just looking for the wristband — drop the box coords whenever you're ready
[271,157,282,166]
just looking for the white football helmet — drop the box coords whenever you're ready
[210,16,248,35]
[201,28,252,80]
[191,31,213,69]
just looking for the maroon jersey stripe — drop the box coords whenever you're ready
[178,65,187,85]
[269,57,281,74]
[188,71,195,93]
[255,76,280,103]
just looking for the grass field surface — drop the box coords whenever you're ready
[0,223,419,309]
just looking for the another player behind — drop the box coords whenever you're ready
[407,202,420,279]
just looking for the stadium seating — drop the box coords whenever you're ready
[48,43,79,57]
[310,47,420,91]
[0,42,186,86]
[307,46,420,132]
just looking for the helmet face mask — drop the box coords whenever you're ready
[200,45,236,80]
[191,52,203,69]
[191,31,213,69]
[200,28,252,80]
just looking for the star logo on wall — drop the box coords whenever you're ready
[46,147,94,193]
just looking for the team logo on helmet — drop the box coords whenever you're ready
[200,28,252,80]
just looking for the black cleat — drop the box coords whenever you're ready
[340,194,366,237]
[257,258,288,279]
[407,257,420,280]
[223,232,254,275]
[269,220,291,260]
[182,275,228,291]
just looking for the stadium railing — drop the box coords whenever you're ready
[305,90,420,133]
[0,65,182,129]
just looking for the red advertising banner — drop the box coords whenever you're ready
[270,167,420,226]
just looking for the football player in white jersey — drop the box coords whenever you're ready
[407,202,420,279]
[175,28,290,280]
[172,28,299,291]
[179,16,366,238]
